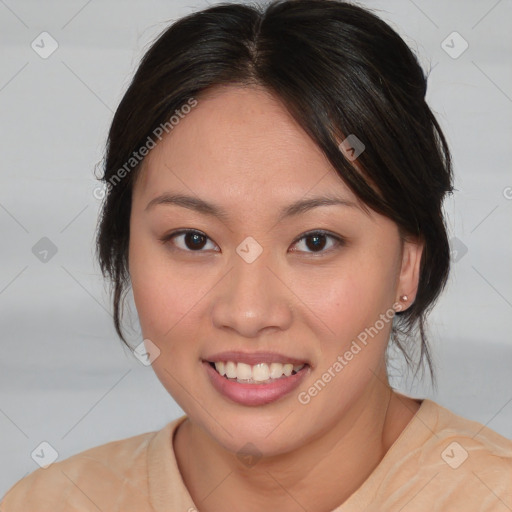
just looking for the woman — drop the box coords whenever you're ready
[2,0,511,510]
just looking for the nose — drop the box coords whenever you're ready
[211,247,293,338]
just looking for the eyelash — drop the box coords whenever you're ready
[158,228,346,256]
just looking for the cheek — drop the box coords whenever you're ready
[131,264,202,344]
[129,242,205,404]
[129,227,198,337]
[290,259,398,420]
[295,255,398,343]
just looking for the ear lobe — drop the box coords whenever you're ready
[397,238,424,309]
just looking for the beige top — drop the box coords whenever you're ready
[2,398,511,511]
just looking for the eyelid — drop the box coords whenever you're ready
[159,228,346,254]
[158,228,219,251]
[290,229,346,255]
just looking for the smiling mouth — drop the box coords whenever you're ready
[207,361,308,384]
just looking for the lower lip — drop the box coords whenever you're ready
[203,361,310,406]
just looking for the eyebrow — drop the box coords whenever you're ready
[144,193,358,222]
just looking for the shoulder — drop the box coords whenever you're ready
[422,399,512,463]
[390,399,512,510]
[0,428,161,512]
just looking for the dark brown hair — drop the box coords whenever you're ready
[95,0,453,383]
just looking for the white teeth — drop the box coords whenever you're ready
[252,363,270,382]
[212,361,306,382]
[225,361,237,378]
[269,362,284,379]
[237,362,252,380]
[215,362,225,376]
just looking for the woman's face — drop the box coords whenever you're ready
[128,85,422,456]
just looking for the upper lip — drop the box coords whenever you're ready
[203,351,309,366]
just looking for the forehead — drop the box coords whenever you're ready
[134,84,358,206]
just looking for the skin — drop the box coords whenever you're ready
[128,84,424,512]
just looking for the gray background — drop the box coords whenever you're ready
[1,0,511,496]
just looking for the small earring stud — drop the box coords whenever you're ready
[400,295,408,302]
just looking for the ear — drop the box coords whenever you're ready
[396,237,424,311]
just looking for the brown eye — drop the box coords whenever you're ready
[159,229,218,252]
[290,230,345,255]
